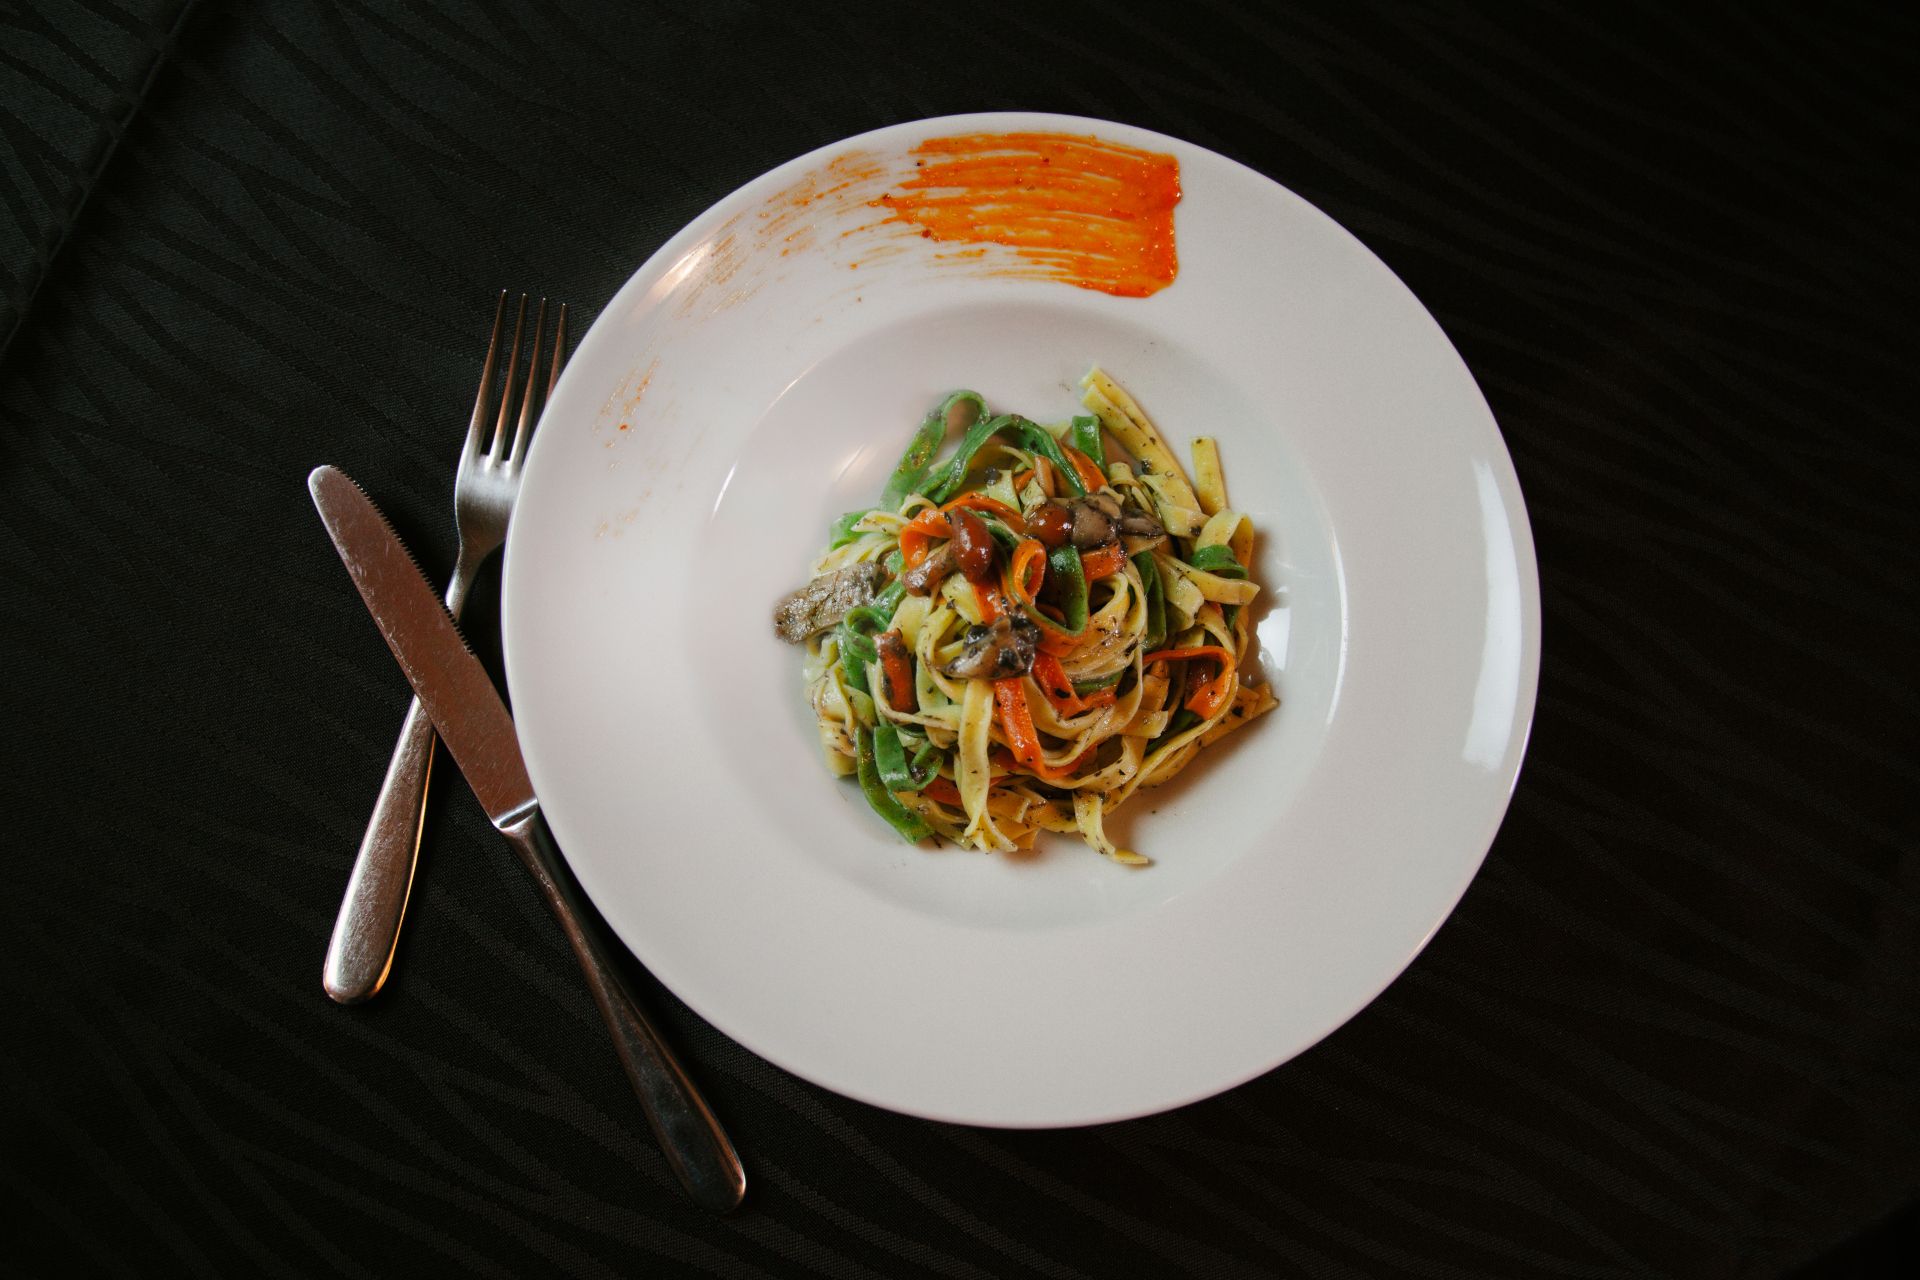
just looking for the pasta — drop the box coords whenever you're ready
[773,367,1277,864]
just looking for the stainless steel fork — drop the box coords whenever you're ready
[324,293,568,1003]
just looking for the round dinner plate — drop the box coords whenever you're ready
[501,113,1539,1127]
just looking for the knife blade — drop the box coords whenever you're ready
[308,464,746,1212]
[310,465,534,828]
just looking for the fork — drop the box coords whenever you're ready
[324,293,567,1004]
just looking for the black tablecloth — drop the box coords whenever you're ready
[5,2,1916,1275]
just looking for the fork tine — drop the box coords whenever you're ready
[546,302,567,401]
[509,297,547,467]
[490,294,528,462]
[465,291,508,459]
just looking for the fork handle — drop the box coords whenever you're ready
[324,695,437,1003]
[325,556,478,1003]
[500,809,747,1212]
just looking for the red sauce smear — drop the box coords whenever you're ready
[877,132,1181,297]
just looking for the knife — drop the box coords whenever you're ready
[308,464,746,1213]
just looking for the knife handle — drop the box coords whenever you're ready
[500,810,747,1213]
[323,695,436,1003]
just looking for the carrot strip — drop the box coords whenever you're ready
[1186,669,1234,719]
[1001,542,1090,654]
[922,777,963,806]
[1031,651,1076,702]
[1062,445,1106,492]
[899,509,950,569]
[877,630,916,712]
[1077,542,1127,582]
[1142,645,1234,663]
[993,678,1044,772]
[941,492,1025,531]
[1037,628,1083,656]
[1006,538,1048,605]
[1031,652,1117,716]
[993,679,1095,780]
[1143,645,1236,718]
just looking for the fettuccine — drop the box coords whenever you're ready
[773,367,1277,864]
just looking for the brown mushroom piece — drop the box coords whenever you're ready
[900,542,956,596]
[942,614,1040,680]
[948,507,996,581]
[772,561,884,643]
[1068,501,1113,548]
[1062,491,1144,548]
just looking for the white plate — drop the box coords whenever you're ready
[502,113,1539,1127]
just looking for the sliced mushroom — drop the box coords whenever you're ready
[772,561,884,643]
[1068,502,1113,548]
[1055,489,1162,547]
[900,542,956,596]
[942,614,1040,680]
[948,507,995,581]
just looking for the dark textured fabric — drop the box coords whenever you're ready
[0,0,195,352]
[3,1,1916,1276]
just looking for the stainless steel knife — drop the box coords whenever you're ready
[308,464,745,1213]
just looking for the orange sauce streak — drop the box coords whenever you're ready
[877,132,1181,297]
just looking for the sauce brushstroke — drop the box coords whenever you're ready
[877,132,1181,297]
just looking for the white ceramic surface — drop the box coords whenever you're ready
[501,113,1539,1127]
